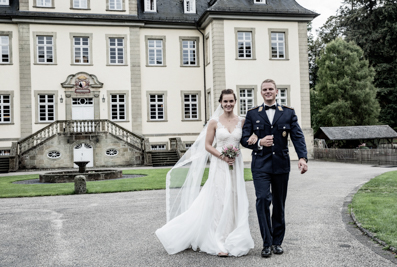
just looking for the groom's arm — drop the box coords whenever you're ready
[241,111,260,151]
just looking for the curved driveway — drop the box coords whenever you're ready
[0,161,396,267]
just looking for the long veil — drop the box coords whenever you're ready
[166,105,224,222]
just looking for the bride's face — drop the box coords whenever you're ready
[221,94,236,113]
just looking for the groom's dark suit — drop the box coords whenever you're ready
[241,103,307,247]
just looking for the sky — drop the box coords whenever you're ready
[295,0,344,34]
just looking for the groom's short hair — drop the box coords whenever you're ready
[261,79,277,89]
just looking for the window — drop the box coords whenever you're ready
[205,34,210,65]
[36,36,53,63]
[38,95,55,122]
[276,88,288,106]
[254,0,266,3]
[268,29,289,60]
[110,94,126,121]
[206,90,212,121]
[105,148,118,156]
[237,32,252,59]
[145,0,156,12]
[73,0,87,8]
[109,37,124,64]
[239,89,254,115]
[0,150,10,156]
[184,0,195,13]
[235,28,256,60]
[0,0,9,5]
[0,36,9,63]
[180,38,198,66]
[36,0,52,7]
[73,37,90,64]
[108,0,122,10]
[0,95,11,123]
[151,144,166,151]
[146,36,166,66]
[47,151,61,159]
[149,94,164,120]
[183,94,198,120]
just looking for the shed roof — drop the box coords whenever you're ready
[314,125,397,141]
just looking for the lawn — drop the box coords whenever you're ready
[351,170,397,249]
[0,168,253,198]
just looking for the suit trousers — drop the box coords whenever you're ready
[252,171,289,247]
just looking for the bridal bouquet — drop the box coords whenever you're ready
[221,145,240,170]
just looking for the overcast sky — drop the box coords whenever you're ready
[295,0,344,34]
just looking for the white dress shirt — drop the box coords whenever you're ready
[258,103,276,149]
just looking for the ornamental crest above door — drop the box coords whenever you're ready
[61,72,104,94]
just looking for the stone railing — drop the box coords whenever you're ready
[8,142,18,172]
[169,137,187,158]
[18,120,145,155]
[314,148,397,165]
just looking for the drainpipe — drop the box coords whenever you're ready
[195,20,207,125]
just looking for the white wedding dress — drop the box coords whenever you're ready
[155,117,254,256]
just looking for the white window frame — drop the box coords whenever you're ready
[269,29,289,60]
[72,35,91,65]
[184,0,196,13]
[254,0,266,4]
[149,94,164,121]
[205,33,210,65]
[145,36,166,67]
[108,0,122,10]
[180,37,199,67]
[38,94,56,123]
[151,144,166,151]
[0,94,11,123]
[36,36,54,64]
[109,37,124,65]
[146,91,167,122]
[237,85,257,116]
[235,28,256,60]
[144,0,156,12]
[0,0,9,6]
[36,0,52,7]
[183,94,198,120]
[0,35,10,64]
[237,32,252,59]
[73,0,87,8]
[110,94,126,121]
[276,85,290,106]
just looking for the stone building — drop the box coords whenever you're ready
[0,0,317,170]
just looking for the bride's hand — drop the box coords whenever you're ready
[223,156,235,165]
[247,133,258,145]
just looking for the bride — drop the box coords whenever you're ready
[155,89,256,257]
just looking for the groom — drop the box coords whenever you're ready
[241,79,308,258]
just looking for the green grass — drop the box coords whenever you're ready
[352,170,397,249]
[0,168,253,198]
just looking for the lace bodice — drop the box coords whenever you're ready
[213,117,243,151]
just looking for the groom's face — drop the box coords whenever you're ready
[261,82,278,104]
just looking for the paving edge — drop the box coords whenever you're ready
[350,209,397,254]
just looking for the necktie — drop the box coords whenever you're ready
[265,105,276,110]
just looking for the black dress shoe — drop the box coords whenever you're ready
[261,246,272,258]
[272,245,284,255]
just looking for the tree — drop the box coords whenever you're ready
[339,0,397,128]
[312,38,380,133]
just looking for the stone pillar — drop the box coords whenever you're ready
[211,20,226,108]
[129,0,138,15]
[74,175,87,194]
[130,27,142,134]
[298,22,314,158]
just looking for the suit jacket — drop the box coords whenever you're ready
[241,103,307,174]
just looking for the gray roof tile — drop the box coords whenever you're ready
[315,125,397,141]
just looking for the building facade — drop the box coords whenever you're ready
[0,0,317,169]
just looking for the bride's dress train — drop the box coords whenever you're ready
[155,117,254,256]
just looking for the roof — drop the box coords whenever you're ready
[314,125,397,141]
[1,0,319,26]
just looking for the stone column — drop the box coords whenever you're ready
[298,22,314,158]
[211,20,226,107]
[19,23,33,138]
[129,27,142,134]
[129,0,138,15]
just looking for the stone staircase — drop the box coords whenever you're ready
[0,157,9,173]
[151,151,179,167]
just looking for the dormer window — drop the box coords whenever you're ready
[0,0,9,6]
[254,0,266,4]
[145,0,156,12]
[184,0,196,14]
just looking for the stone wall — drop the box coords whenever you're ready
[19,133,143,169]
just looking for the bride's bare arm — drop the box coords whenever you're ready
[205,120,234,165]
